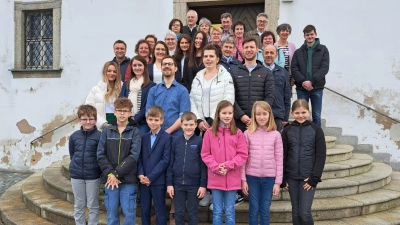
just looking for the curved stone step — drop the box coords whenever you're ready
[325,136,337,149]
[322,153,373,179]
[61,156,70,179]
[326,144,353,163]
[0,180,55,225]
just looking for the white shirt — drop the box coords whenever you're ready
[153,64,163,84]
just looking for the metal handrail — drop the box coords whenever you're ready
[325,87,400,123]
[30,117,78,145]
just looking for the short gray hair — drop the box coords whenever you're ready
[198,17,212,31]
[257,12,269,22]
[222,36,235,47]
[165,30,177,40]
[276,23,292,35]
[187,10,198,18]
[221,13,232,20]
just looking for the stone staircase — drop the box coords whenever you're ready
[1,135,400,224]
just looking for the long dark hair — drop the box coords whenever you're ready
[188,31,208,67]
[126,55,151,89]
[151,41,169,64]
[211,100,237,136]
[174,34,192,61]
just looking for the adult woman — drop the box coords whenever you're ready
[210,26,223,46]
[275,23,296,84]
[120,55,156,134]
[124,39,151,82]
[85,61,122,130]
[173,34,192,77]
[232,20,245,61]
[169,18,183,39]
[256,31,285,67]
[190,44,235,132]
[183,31,208,92]
[198,17,212,44]
[148,41,181,84]
[145,34,157,54]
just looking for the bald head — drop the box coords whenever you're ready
[263,45,277,66]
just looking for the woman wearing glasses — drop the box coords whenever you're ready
[169,18,183,39]
[85,61,122,130]
[120,55,156,134]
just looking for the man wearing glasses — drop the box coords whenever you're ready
[245,13,269,49]
[146,56,190,138]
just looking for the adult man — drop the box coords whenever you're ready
[182,10,198,39]
[165,30,177,56]
[112,40,130,81]
[291,25,329,126]
[263,45,291,131]
[219,37,241,74]
[231,38,275,131]
[245,13,269,49]
[220,12,233,40]
[146,56,190,138]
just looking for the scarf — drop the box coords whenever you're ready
[127,76,143,115]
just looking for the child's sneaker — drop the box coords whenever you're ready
[199,191,212,206]
[235,192,244,206]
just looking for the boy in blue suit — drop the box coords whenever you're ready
[138,106,171,225]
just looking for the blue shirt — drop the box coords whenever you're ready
[146,80,190,138]
[150,129,160,148]
[262,61,275,71]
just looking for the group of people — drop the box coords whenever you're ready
[68,9,329,225]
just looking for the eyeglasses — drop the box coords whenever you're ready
[165,38,175,41]
[162,62,174,67]
[80,118,96,122]
[115,110,131,114]
[257,20,268,24]
[172,24,180,27]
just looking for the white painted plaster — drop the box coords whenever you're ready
[0,0,173,171]
[280,0,400,161]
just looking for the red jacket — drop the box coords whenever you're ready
[201,126,248,191]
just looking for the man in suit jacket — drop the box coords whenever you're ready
[182,10,198,39]
[245,12,269,49]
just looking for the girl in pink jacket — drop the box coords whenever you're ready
[241,101,283,225]
[201,100,248,225]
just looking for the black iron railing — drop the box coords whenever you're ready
[30,118,78,145]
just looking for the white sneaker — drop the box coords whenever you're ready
[209,203,213,211]
[199,191,212,206]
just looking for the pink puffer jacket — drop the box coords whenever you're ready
[241,127,283,185]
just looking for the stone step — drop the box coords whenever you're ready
[61,156,70,179]
[326,144,353,163]
[322,153,373,179]
[325,136,337,149]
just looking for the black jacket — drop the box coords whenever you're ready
[291,41,329,90]
[166,135,207,187]
[112,56,130,82]
[97,120,141,184]
[271,64,291,121]
[281,120,326,187]
[219,57,242,75]
[182,56,204,92]
[69,126,101,180]
[231,61,275,130]
[182,25,198,39]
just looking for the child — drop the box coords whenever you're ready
[138,106,171,225]
[166,112,207,225]
[201,100,248,225]
[69,104,101,225]
[241,101,283,225]
[97,97,141,225]
[281,99,326,225]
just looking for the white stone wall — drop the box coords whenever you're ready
[279,0,400,161]
[0,0,173,171]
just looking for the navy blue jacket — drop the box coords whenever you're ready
[119,81,156,125]
[97,120,141,184]
[219,57,242,75]
[69,126,101,180]
[138,129,171,185]
[166,135,207,187]
[148,63,182,84]
[112,56,130,81]
[271,64,291,121]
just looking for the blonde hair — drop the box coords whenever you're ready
[247,101,276,133]
[211,26,222,34]
[102,61,122,104]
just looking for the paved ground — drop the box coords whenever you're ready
[0,171,31,197]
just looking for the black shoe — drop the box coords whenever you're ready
[235,193,244,206]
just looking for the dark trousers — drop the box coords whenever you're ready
[139,184,167,225]
[174,185,200,225]
[274,117,283,132]
[287,178,316,225]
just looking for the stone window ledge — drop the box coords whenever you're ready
[10,69,62,78]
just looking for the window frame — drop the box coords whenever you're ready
[12,0,62,78]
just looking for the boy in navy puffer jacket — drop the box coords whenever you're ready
[166,112,207,225]
[69,104,101,225]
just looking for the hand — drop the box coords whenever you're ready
[165,128,171,134]
[303,178,313,191]
[240,115,251,126]
[284,183,289,190]
[198,121,210,132]
[241,181,249,196]
[218,163,227,176]
[302,81,313,91]
[197,187,207,199]
[105,174,120,190]
[290,77,295,87]
[167,186,174,199]
[272,184,280,196]
[282,121,288,127]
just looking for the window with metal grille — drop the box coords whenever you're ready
[25,10,53,69]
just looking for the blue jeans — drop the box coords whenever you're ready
[296,88,323,126]
[211,189,236,225]
[287,178,316,225]
[138,123,150,135]
[104,183,137,225]
[174,185,200,225]
[247,175,275,225]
